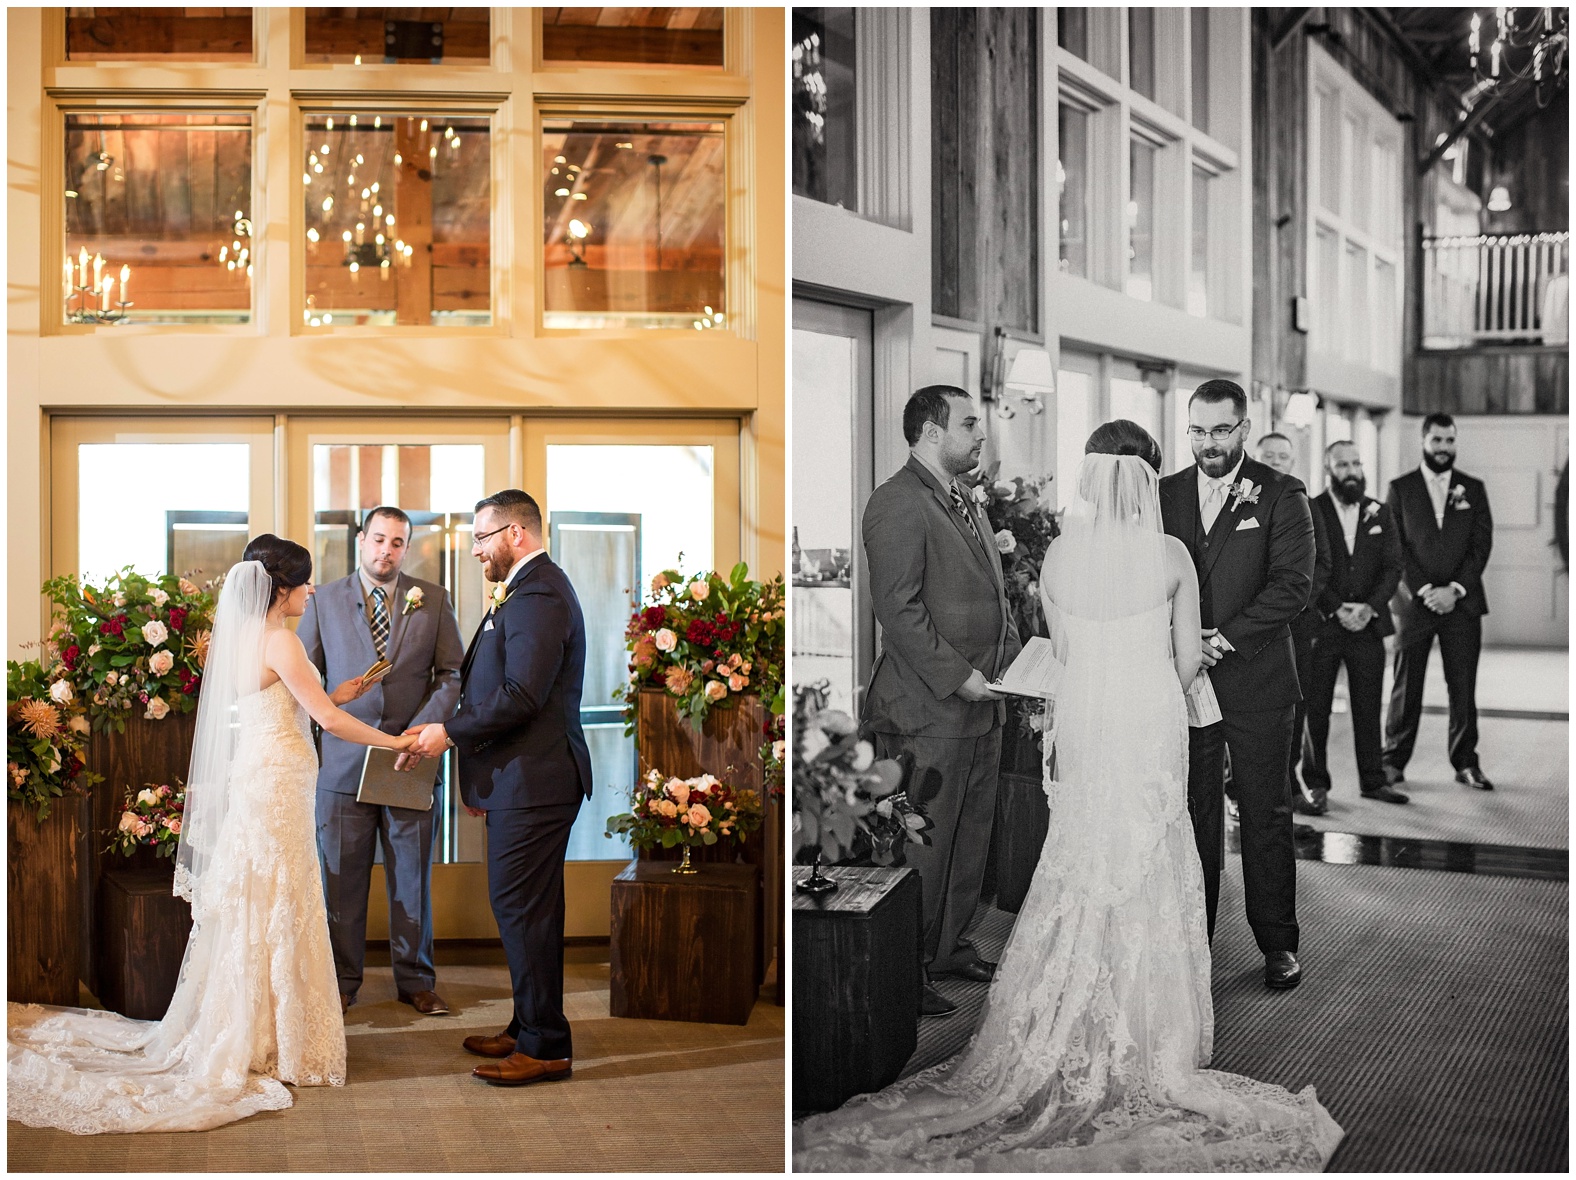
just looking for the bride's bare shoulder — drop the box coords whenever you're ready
[1163,535,1196,590]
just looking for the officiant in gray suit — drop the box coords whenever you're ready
[298,506,465,1016]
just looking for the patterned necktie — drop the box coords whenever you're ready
[370,586,389,658]
[949,482,984,547]
[1202,478,1227,533]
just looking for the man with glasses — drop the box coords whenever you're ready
[1159,381,1316,991]
[298,505,465,1017]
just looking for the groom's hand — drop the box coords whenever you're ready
[404,723,451,759]
[954,668,1006,702]
[1199,629,1223,668]
[393,752,423,772]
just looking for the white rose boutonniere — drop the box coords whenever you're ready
[968,484,989,506]
[489,584,514,613]
[1228,478,1261,512]
[402,586,425,615]
[1447,484,1471,511]
[1362,502,1380,523]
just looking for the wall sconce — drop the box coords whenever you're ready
[1282,390,1320,428]
[1487,184,1512,213]
[995,347,1054,419]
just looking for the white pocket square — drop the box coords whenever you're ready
[484,619,495,631]
[1368,526,1382,534]
[1234,517,1260,531]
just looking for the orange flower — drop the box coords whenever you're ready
[16,700,62,740]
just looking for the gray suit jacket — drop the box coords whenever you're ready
[298,571,465,795]
[861,454,1022,739]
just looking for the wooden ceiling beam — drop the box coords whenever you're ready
[66,14,251,59]
[304,17,489,60]
[541,24,723,65]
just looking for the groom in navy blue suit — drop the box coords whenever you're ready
[406,489,592,1086]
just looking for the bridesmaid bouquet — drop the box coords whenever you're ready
[606,767,764,851]
[107,781,185,859]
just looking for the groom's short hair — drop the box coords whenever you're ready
[475,488,543,536]
[1189,379,1247,418]
[361,505,411,536]
[904,385,970,445]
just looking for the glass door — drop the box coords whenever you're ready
[791,298,874,716]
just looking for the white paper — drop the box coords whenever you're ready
[990,636,1064,698]
[1185,670,1223,727]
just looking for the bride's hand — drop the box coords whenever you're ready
[329,676,368,705]
[391,732,420,753]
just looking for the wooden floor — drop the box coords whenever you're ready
[8,950,786,1172]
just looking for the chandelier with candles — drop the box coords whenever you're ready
[64,248,132,324]
[1468,7,1568,107]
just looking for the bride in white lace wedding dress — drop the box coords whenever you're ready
[8,538,417,1134]
[795,428,1343,1171]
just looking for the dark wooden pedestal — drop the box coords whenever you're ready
[989,769,1052,914]
[610,860,758,1026]
[7,803,82,1005]
[792,865,922,1113]
[95,865,193,1020]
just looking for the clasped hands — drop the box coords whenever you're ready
[1417,583,1462,615]
[399,723,484,816]
[1334,602,1377,632]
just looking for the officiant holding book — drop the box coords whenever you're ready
[298,506,465,1017]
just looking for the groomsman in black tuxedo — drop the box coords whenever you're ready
[1383,413,1496,790]
[1297,442,1405,813]
[1160,381,1315,990]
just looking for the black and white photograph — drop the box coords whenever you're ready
[790,6,1567,1172]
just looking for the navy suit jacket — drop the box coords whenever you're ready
[446,555,593,810]
[1159,455,1315,712]
[1311,492,1403,640]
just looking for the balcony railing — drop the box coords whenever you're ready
[1422,231,1569,349]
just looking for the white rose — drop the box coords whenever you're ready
[105,671,118,686]
[653,628,677,653]
[690,581,711,602]
[113,593,126,607]
[148,649,175,676]
[88,644,101,656]
[49,680,74,705]
[69,715,91,736]
[46,754,61,774]
[772,739,786,762]
[148,588,169,607]
[118,811,139,833]
[850,740,875,771]
[136,787,160,808]
[144,696,170,721]
[141,620,169,647]
[994,529,1017,555]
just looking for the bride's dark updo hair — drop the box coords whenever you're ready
[1085,419,1163,473]
[241,534,313,607]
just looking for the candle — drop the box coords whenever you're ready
[101,274,114,312]
[119,264,130,305]
[78,246,88,288]
[92,253,103,290]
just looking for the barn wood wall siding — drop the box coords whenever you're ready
[1412,347,1569,416]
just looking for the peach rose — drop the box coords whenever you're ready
[178,578,200,595]
[657,799,679,819]
[666,778,691,808]
[167,817,181,836]
[728,673,748,692]
[654,628,678,653]
[651,572,669,592]
[141,620,169,647]
[118,811,139,833]
[149,649,175,676]
[690,581,710,602]
[686,803,712,829]
[704,680,728,702]
[144,696,170,721]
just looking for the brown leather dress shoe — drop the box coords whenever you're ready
[399,989,451,1015]
[472,1052,572,1086]
[461,1032,517,1058]
[339,993,354,1015]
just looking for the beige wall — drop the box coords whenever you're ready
[7,7,785,655]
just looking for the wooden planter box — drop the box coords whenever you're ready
[986,731,1052,915]
[81,710,198,998]
[635,689,781,999]
[609,860,758,1026]
[792,865,922,1113]
[7,803,82,1006]
[95,863,192,1019]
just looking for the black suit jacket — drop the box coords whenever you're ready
[1159,456,1316,712]
[1385,468,1493,634]
[1311,492,1403,640]
[447,555,593,810]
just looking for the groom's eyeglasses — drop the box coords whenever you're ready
[1186,421,1245,443]
[472,523,515,544]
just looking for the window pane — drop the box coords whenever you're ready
[792,8,858,210]
[1343,113,1368,230]
[1317,85,1341,214]
[1374,258,1398,372]
[543,7,723,67]
[303,8,488,66]
[1055,368,1094,509]
[64,113,252,326]
[78,444,250,582]
[1316,225,1340,345]
[1355,413,1379,484]
[542,120,725,331]
[1058,105,1090,278]
[1344,243,1369,364]
[1128,8,1156,100]
[1190,8,1210,132]
[1189,166,1210,317]
[66,8,253,61]
[303,113,491,328]
[1127,139,1156,302]
[545,444,716,860]
[1109,377,1160,442]
[1058,7,1089,59]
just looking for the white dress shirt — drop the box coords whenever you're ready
[499,547,546,591]
[1197,457,1245,535]
[1333,497,1361,555]
[1423,466,1453,528]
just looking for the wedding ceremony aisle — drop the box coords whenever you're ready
[8,947,784,1171]
[906,651,1567,1174]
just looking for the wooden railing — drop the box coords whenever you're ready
[1422,231,1569,349]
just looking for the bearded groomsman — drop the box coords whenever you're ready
[299,506,465,1016]
[1160,380,1315,990]
[862,386,1021,1018]
[1383,413,1496,790]
[1297,442,1405,813]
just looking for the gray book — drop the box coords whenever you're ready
[356,746,439,811]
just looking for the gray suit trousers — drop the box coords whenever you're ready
[874,728,1003,973]
[316,790,436,998]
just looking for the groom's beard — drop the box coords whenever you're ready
[1196,439,1244,480]
[1422,449,1455,473]
[1331,475,1366,504]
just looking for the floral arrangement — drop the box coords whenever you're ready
[107,781,185,859]
[605,768,764,851]
[6,658,101,821]
[39,569,219,734]
[620,561,786,735]
[792,682,929,866]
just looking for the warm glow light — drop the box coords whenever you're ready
[307,228,320,242]
[568,219,590,239]
[323,196,333,211]
[374,116,382,129]
[555,187,570,197]
[342,230,353,241]
[571,192,587,201]
[420,119,429,132]
[326,117,334,131]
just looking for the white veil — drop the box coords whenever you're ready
[174,560,270,908]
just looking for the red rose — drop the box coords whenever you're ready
[685,619,717,647]
[62,644,80,669]
[641,606,666,630]
[168,607,188,633]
